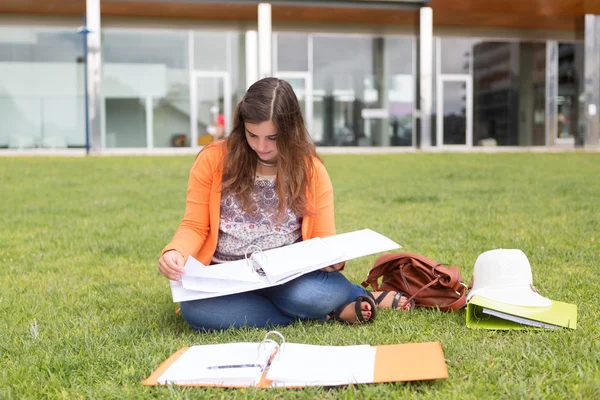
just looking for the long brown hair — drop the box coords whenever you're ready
[221,77,320,218]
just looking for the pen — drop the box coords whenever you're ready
[206,363,263,370]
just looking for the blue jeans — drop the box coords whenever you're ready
[180,271,368,331]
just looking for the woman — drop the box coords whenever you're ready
[158,78,411,331]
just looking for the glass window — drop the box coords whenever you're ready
[557,42,585,141]
[312,35,415,147]
[194,32,242,133]
[104,31,187,68]
[103,30,242,149]
[194,32,230,71]
[193,75,225,143]
[471,40,546,146]
[103,30,189,148]
[442,81,467,145]
[276,33,308,72]
[386,37,413,146]
[440,37,479,74]
[313,35,375,146]
[0,27,84,148]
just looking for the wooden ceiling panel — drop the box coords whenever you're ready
[101,2,256,20]
[0,0,593,31]
[435,12,581,31]
[0,0,84,14]
[429,0,599,17]
[272,6,418,25]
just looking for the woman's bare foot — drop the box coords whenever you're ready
[372,291,413,311]
[327,296,375,324]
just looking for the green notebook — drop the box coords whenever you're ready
[466,295,577,330]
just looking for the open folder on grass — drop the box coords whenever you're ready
[466,295,578,330]
[143,332,448,388]
[170,229,401,302]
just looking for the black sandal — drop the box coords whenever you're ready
[328,295,377,324]
[372,290,415,311]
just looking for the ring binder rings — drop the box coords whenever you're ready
[245,245,266,277]
[258,330,285,360]
[143,333,449,388]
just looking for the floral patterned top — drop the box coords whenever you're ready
[212,173,302,262]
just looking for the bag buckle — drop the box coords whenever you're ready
[455,282,469,296]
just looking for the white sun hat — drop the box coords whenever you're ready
[466,249,552,307]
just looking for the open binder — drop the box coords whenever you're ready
[466,295,578,330]
[171,229,402,302]
[143,331,449,388]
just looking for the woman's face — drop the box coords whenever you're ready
[244,120,279,163]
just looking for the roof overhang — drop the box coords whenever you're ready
[105,0,430,10]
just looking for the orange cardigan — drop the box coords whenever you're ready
[162,141,337,265]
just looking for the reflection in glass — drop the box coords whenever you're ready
[473,42,517,146]
[440,37,478,74]
[289,34,414,147]
[194,32,228,71]
[284,78,306,117]
[276,33,308,72]
[557,43,584,141]
[442,81,467,145]
[105,98,146,147]
[194,32,241,103]
[386,37,413,146]
[313,36,375,146]
[103,30,189,148]
[195,76,224,146]
[472,41,546,146]
[0,27,84,148]
[530,42,547,146]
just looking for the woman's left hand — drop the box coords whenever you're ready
[320,261,346,272]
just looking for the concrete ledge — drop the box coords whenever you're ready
[1,146,599,157]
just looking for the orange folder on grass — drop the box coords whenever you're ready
[143,340,448,388]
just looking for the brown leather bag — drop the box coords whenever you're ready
[361,252,468,312]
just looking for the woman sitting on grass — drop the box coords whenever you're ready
[158,77,412,332]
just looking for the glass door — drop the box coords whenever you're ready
[275,72,313,138]
[191,71,231,148]
[437,76,473,147]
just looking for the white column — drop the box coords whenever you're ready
[145,96,153,149]
[584,14,600,147]
[307,35,314,138]
[86,0,102,151]
[188,30,197,148]
[258,3,272,79]
[245,30,258,88]
[419,7,433,148]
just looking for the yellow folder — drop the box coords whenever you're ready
[466,295,577,330]
[143,341,448,388]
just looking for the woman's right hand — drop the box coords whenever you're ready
[158,250,185,281]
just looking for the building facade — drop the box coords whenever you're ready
[0,0,599,151]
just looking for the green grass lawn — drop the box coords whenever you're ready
[1,152,599,399]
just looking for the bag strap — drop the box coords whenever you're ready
[360,253,413,291]
[361,252,466,293]
[404,276,468,311]
[360,262,385,291]
[404,253,463,289]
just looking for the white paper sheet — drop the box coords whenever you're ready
[253,237,345,283]
[184,257,261,283]
[322,229,401,261]
[157,341,278,386]
[170,229,402,303]
[266,343,376,387]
